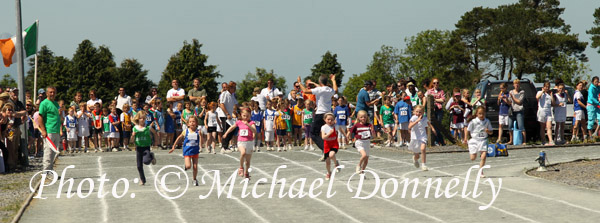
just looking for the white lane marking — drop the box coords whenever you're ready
[195,163,270,223]
[266,152,445,223]
[148,165,188,223]
[97,157,108,223]
[342,149,600,216]
[222,154,362,223]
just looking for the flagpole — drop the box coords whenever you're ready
[15,0,29,166]
[33,20,38,104]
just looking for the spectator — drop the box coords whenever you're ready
[8,88,28,166]
[86,90,102,111]
[259,79,282,110]
[250,87,263,104]
[219,81,238,153]
[587,77,600,138]
[288,82,302,101]
[188,78,207,105]
[167,80,185,111]
[356,81,376,122]
[35,88,46,105]
[145,88,161,106]
[425,78,446,146]
[37,86,61,176]
[69,92,83,111]
[297,74,337,154]
[508,79,526,145]
[115,87,132,111]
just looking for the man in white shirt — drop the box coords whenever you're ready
[297,74,337,153]
[166,79,185,111]
[86,90,102,111]
[259,79,282,110]
[115,87,132,111]
[219,81,238,153]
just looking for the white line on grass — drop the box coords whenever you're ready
[222,154,362,223]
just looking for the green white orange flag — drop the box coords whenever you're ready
[0,21,38,67]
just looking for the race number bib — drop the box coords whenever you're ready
[211,119,218,126]
[103,119,109,124]
[384,110,391,115]
[338,115,346,120]
[175,119,181,124]
[283,115,291,120]
[240,129,249,136]
[400,111,407,116]
[297,111,302,115]
[188,132,198,140]
[305,114,312,119]
[478,132,486,138]
[146,116,152,122]
[68,122,76,128]
[254,122,260,126]
[359,131,371,139]
[267,116,275,121]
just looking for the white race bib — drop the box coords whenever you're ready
[240,129,249,136]
[478,132,486,138]
[305,114,312,119]
[384,110,391,115]
[103,119,109,124]
[339,115,346,119]
[267,116,275,121]
[359,131,371,138]
[68,122,76,128]
[188,132,198,140]
[400,111,407,116]
[283,115,291,120]
[255,122,260,126]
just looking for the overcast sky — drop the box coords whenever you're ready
[1,0,598,90]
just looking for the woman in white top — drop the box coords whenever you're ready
[553,83,569,144]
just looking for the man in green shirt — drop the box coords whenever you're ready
[188,78,207,105]
[37,86,61,172]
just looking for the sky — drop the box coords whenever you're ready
[1,0,598,91]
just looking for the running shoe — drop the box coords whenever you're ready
[256,147,261,152]
[245,173,250,179]
[238,167,244,177]
[277,147,282,152]
[335,161,341,173]
[421,164,428,171]
[287,145,292,151]
[304,145,308,151]
[194,179,199,186]
[309,145,315,151]
[112,147,119,152]
[385,142,391,147]
[356,165,361,174]
[413,158,420,168]
[319,154,325,162]
[325,173,331,180]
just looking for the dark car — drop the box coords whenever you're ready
[472,79,539,141]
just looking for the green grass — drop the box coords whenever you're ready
[0,173,35,223]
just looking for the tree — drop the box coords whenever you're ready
[25,45,74,101]
[237,68,287,103]
[158,39,221,102]
[343,45,400,99]
[535,53,591,86]
[306,51,344,88]
[70,40,118,102]
[586,7,600,53]
[117,58,155,98]
[454,6,494,73]
[26,45,56,96]
[0,74,17,88]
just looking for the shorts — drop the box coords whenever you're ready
[107,132,120,138]
[199,125,207,134]
[374,124,381,132]
[324,139,339,154]
[537,109,552,123]
[103,132,109,138]
[184,154,199,159]
[397,122,408,130]
[265,131,274,141]
[159,123,165,133]
[122,131,131,139]
[91,127,102,135]
[324,148,338,159]
[67,129,77,141]
[384,123,394,129]
[335,125,347,132]
[450,122,464,129]
[293,125,302,129]
[498,115,509,126]
[575,110,585,121]
[468,138,488,155]
[276,129,287,136]
[355,139,370,156]
[207,126,217,133]
[304,124,312,136]
[408,137,427,153]
[237,141,254,154]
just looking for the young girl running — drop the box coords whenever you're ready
[347,110,374,175]
[170,115,201,186]
[408,105,435,171]
[465,107,492,178]
[205,102,221,154]
[321,113,341,180]
[303,100,315,151]
[223,108,257,179]
[131,110,157,186]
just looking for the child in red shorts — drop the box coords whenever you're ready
[321,113,341,180]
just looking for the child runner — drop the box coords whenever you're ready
[497,83,510,143]
[91,103,103,152]
[292,98,305,147]
[303,100,315,151]
[321,113,341,180]
[64,107,78,153]
[108,106,121,152]
[131,110,157,186]
[170,115,201,186]
[264,100,277,151]
[275,101,287,152]
[465,107,492,178]
[282,99,293,151]
[408,105,435,171]
[223,108,257,179]
[205,102,220,154]
[553,83,568,144]
[121,103,133,151]
[334,96,350,149]
[76,102,91,153]
[250,101,264,152]
[347,110,374,175]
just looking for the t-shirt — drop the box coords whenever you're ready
[574,90,583,111]
[292,105,303,126]
[468,118,492,140]
[259,87,281,110]
[509,90,525,112]
[188,87,207,103]
[92,110,102,129]
[537,91,552,111]
[115,95,132,111]
[303,109,314,124]
[498,92,510,115]
[470,97,486,111]
[120,112,132,131]
[76,111,90,131]
[167,88,186,111]
[63,115,77,129]
[264,109,277,131]
[39,99,60,134]
[134,126,152,147]
[410,115,428,140]
[449,101,465,124]
[236,120,255,142]
[321,124,336,141]
[349,122,372,140]
[393,101,411,124]
[588,84,600,106]
[275,111,287,130]
[311,86,335,114]
[356,88,370,112]
[86,98,102,111]
[334,105,350,126]
[219,91,237,118]
[554,92,567,119]
[380,105,394,125]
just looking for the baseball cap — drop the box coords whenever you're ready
[364,80,373,86]
[0,92,9,100]
[453,92,461,96]
[406,82,414,87]
[38,88,45,94]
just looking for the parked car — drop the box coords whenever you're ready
[533,83,574,137]
[472,79,539,141]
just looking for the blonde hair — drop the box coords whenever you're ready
[413,105,424,114]
[357,110,368,122]
[133,110,147,125]
[513,79,520,85]
[323,112,335,120]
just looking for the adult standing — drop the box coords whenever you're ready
[115,87,132,111]
[288,82,302,101]
[250,87,263,104]
[145,88,161,106]
[297,74,337,152]
[86,90,102,111]
[508,79,526,145]
[587,77,600,137]
[35,88,46,105]
[219,81,237,153]
[188,78,207,105]
[167,80,185,112]
[69,92,83,111]
[8,88,27,169]
[37,86,61,174]
[425,78,446,146]
[356,81,377,122]
[259,79,282,110]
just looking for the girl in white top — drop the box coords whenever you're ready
[536,82,556,145]
[76,102,91,153]
[204,102,221,154]
[553,83,569,144]
[466,107,493,178]
[408,105,436,171]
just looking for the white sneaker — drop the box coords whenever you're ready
[193,179,199,186]
[421,164,429,171]
[277,147,282,152]
[287,145,292,151]
[220,149,225,154]
[413,158,420,168]
[385,142,391,147]
[257,147,261,152]
[212,147,216,154]
[112,148,119,152]
[304,145,308,151]
[356,165,361,174]
[309,145,315,151]
[395,143,401,147]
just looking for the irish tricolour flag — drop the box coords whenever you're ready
[0,21,37,67]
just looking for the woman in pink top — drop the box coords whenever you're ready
[425,78,446,146]
[223,108,257,179]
